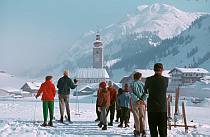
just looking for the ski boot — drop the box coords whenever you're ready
[95,118,100,122]
[141,130,146,137]
[98,122,103,128]
[108,122,113,126]
[48,120,53,127]
[60,116,64,123]
[134,130,140,137]
[118,123,123,128]
[67,115,73,124]
[41,122,47,127]
[102,125,107,130]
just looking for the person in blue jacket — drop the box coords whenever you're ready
[117,83,131,128]
[130,72,147,137]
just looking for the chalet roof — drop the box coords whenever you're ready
[79,86,95,92]
[170,67,209,74]
[119,76,130,83]
[113,82,122,89]
[134,69,171,78]
[21,82,42,90]
[75,68,110,79]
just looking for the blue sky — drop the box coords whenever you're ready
[0,0,210,75]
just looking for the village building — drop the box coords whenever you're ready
[74,68,110,84]
[168,67,209,92]
[74,32,110,85]
[73,33,110,96]
[20,81,42,95]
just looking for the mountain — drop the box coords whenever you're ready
[0,70,25,90]
[40,3,203,79]
[111,15,210,80]
[147,15,210,70]
[118,3,201,39]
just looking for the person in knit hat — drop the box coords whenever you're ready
[97,81,110,130]
[35,76,56,127]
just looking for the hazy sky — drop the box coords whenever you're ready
[0,0,210,76]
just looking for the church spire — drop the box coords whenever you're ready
[96,31,100,40]
[94,32,102,47]
[93,32,103,68]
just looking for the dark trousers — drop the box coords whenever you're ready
[116,109,121,121]
[96,101,101,120]
[107,104,115,123]
[120,107,130,124]
[148,112,167,137]
[128,110,130,122]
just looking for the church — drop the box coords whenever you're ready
[74,32,110,84]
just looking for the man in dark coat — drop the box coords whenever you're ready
[57,70,77,123]
[142,63,169,137]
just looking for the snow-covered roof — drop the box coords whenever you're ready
[119,76,130,83]
[75,68,110,79]
[170,67,209,74]
[113,82,122,89]
[134,69,171,78]
[79,86,94,92]
[200,76,210,84]
[22,82,42,90]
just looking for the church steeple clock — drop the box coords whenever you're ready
[93,32,103,68]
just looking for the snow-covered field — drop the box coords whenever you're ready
[0,95,209,137]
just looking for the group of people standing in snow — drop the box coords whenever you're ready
[35,63,168,137]
[35,70,78,126]
[95,63,168,137]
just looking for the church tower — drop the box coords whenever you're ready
[93,32,103,68]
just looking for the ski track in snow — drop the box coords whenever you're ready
[0,98,209,137]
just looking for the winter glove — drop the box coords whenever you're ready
[136,100,145,108]
[35,94,39,99]
[74,78,78,84]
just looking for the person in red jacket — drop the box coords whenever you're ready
[36,76,56,127]
[97,81,110,130]
[107,81,117,126]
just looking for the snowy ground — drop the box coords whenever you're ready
[0,95,209,137]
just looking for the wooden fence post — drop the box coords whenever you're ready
[174,87,180,127]
[182,101,188,133]
[175,87,180,115]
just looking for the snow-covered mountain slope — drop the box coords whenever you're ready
[120,3,202,39]
[147,15,210,70]
[71,3,201,57]
[0,70,24,91]
[109,15,210,81]
[48,3,202,75]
